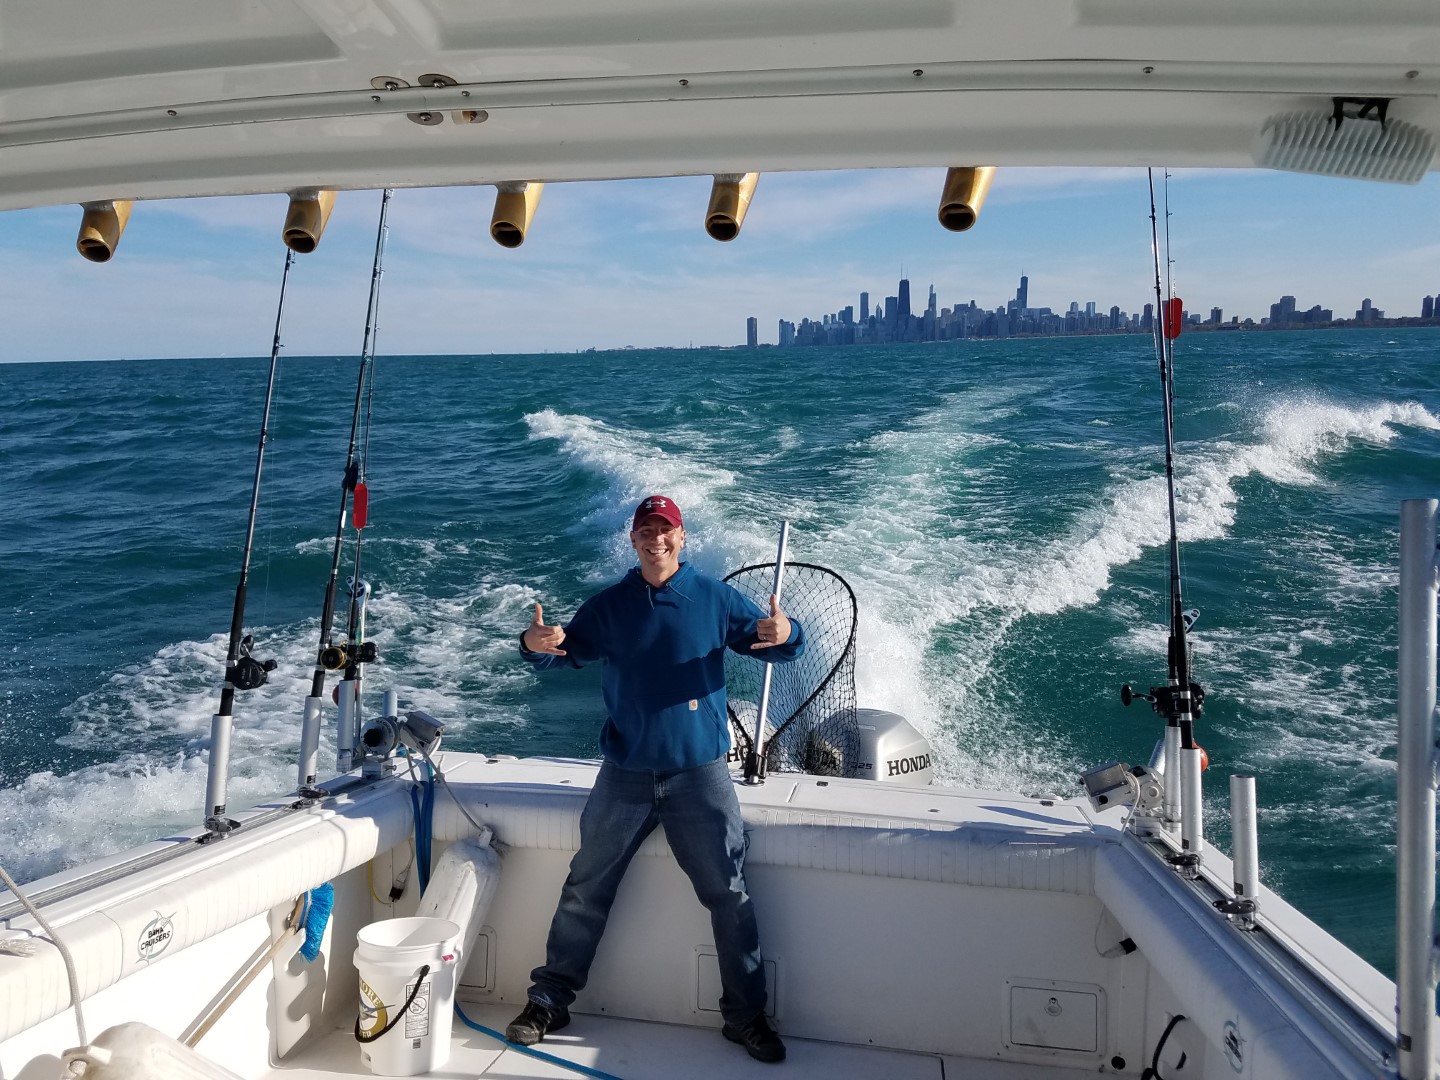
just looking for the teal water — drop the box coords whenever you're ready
[1,329,1437,978]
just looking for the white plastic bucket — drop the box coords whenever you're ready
[354,917,461,1076]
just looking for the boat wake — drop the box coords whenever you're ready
[525,392,1439,799]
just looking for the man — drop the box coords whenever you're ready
[507,494,805,1064]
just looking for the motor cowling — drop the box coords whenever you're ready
[851,708,934,785]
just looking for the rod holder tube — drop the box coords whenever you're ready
[383,689,399,719]
[204,713,233,824]
[1162,724,1182,830]
[1179,746,1204,872]
[76,200,133,262]
[491,182,543,248]
[937,167,995,232]
[336,679,357,773]
[705,173,758,241]
[283,189,337,253]
[298,696,323,790]
[1229,773,1260,927]
[1397,498,1438,1080]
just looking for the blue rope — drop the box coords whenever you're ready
[454,1002,628,1080]
[409,760,436,891]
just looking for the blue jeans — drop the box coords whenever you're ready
[528,756,766,1025]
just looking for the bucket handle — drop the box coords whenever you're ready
[355,964,430,1044]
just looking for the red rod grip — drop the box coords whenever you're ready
[1164,297,1184,340]
[352,482,369,530]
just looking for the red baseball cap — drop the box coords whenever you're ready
[632,495,683,530]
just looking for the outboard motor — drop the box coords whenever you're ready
[724,561,936,785]
[852,708,934,785]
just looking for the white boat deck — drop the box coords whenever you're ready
[3,755,1407,1080]
[267,1004,1102,1080]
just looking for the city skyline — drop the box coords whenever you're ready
[762,271,1440,348]
[1,168,1437,362]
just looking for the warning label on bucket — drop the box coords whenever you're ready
[404,979,430,1038]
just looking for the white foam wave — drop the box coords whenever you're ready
[1255,397,1439,479]
[788,389,1436,795]
[523,408,777,574]
[0,754,284,885]
[294,535,449,561]
[3,577,559,884]
[1019,394,1438,616]
[795,387,1073,792]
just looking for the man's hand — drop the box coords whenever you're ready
[750,595,792,650]
[524,603,567,655]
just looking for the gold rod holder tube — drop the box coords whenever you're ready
[76,201,133,263]
[491,183,544,248]
[282,190,337,253]
[938,167,995,232]
[705,173,759,242]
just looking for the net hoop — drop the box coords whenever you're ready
[725,561,858,771]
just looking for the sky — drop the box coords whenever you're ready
[0,167,1436,362]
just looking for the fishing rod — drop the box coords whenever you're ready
[343,257,384,689]
[336,206,387,758]
[297,188,391,791]
[1121,169,1206,870]
[202,249,294,838]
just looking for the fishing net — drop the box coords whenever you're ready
[723,562,859,777]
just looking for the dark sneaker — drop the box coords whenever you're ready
[722,1012,786,1063]
[505,1001,571,1046]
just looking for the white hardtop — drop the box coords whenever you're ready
[0,0,1436,210]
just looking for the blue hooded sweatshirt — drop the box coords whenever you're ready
[520,562,806,771]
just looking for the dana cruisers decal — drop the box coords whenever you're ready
[137,912,176,963]
[1223,1018,1245,1072]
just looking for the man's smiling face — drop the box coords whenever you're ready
[631,515,685,584]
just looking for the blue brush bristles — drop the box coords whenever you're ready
[298,882,334,962]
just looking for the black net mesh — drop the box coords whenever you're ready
[723,562,859,777]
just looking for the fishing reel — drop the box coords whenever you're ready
[1120,680,1206,719]
[229,635,277,691]
[320,639,378,671]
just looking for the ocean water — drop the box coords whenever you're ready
[1,329,1437,978]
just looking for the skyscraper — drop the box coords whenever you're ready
[860,292,870,321]
[746,316,758,347]
[1269,295,1297,324]
[898,278,911,320]
[1016,274,1028,311]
